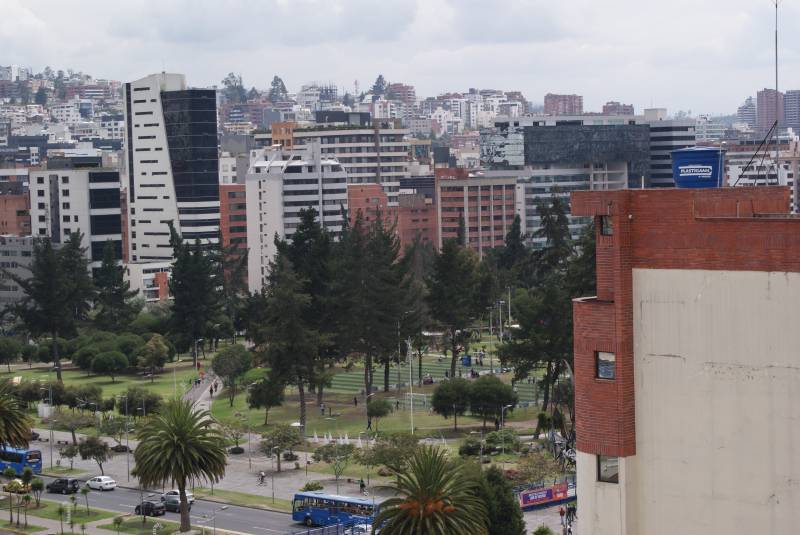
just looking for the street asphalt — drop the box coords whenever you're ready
[38,475,299,534]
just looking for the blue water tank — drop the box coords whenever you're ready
[671,147,725,188]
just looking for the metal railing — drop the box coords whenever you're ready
[284,521,371,535]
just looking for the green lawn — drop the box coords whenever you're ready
[98,516,180,535]
[42,466,87,477]
[192,487,292,513]
[27,500,117,523]
[0,520,46,533]
[2,360,206,399]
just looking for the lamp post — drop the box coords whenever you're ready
[486,307,494,374]
[118,395,131,481]
[201,505,228,535]
[39,384,53,469]
[406,337,414,435]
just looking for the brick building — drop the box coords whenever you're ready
[544,93,583,116]
[0,182,30,235]
[435,168,515,257]
[220,183,247,255]
[571,186,800,535]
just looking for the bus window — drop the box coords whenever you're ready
[26,451,41,463]
[293,499,305,512]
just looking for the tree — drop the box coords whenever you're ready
[19,344,37,369]
[137,335,168,381]
[3,466,15,523]
[259,424,302,473]
[267,75,288,103]
[59,444,79,469]
[219,418,246,450]
[313,443,356,494]
[99,418,128,449]
[533,526,555,535]
[211,344,252,407]
[512,450,560,485]
[247,374,285,425]
[112,516,123,535]
[91,351,128,382]
[256,255,320,427]
[72,345,99,373]
[469,375,517,431]
[21,493,30,528]
[431,378,471,431]
[0,381,32,448]
[78,436,111,475]
[94,240,140,332]
[80,487,90,514]
[134,398,227,533]
[7,236,93,381]
[469,465,525,535]
[220,72,247,104]
[367,399,391,433]
[371,75,387,100]
[34,86,47,106]
[30,479,43,507]
[168,225,222,368]
[46,413,94,445]
[120,386,162,417]
[427,238,480,378]
[215,232,248,344]
[374,446,488,535]
[0,338,21,372]
[356,432,419,474]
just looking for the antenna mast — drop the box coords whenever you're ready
[773,0,780,181]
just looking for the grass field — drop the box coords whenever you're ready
[27,500,117,523]
[192,487,293,513]
[0,360,207,400]
[98,516,180,535]
[0,520,46,533]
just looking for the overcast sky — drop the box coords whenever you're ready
[4,0,799,115]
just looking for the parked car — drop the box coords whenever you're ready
[163,494,191,513]
[86,476,117,491]
[135,500,166,517]
[2,479,30,494]
[28,430,40,441]
[344,525,372,535]
[46,478,80,494]
[161,490,195,504]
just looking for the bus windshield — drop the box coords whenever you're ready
[26,451,41,463]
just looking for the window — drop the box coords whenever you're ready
[61,189,70,197]
[62,215,70,223]
[598,455,619,483]
[61,176,69,184]
[600,215,613,236]
[37,191,44,198]
[38,203,45,210]
[62,202,70,210]
[596,351,615,379]
[37,177,44,184]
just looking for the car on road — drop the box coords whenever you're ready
[46,478,80,494]
[2,479,30,494]
[86,476,117,491]
[344,524,373,535]
[163,494,191,513]
[135,500,166,517]
[161,490,195,505]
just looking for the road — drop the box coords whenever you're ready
[38,476,299,534]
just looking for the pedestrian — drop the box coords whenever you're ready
[366,417,372,431]
[494,418,500,431]
[566,522,573,535]
[320,403,325,416]
[444,370,449,379]
[359,479,366,495]
[559,506,566,526]
[259,471,265,485]
[353,396,358,407]
[395,399,400,410]
[328,406,332,417]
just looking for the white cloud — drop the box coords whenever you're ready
[3,0,800,114]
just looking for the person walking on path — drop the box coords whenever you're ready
[353,396,358,407]
[359,479,366,495]
[258,471,265,485]
[559,506,566,526]
[366,417,372,431]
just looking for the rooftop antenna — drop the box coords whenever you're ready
[772,0,781,182]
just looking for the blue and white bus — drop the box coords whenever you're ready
[292,492,377,527]
[0,447,43,475]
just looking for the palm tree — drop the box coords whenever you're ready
[0,381,32,448]
[375,446,488,535]
[134,398,226,533]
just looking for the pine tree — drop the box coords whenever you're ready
[427,238,480,378]
[371,75,387,100]
[268,76,288,103]
[214,231,248,343]
[94,240,140,332]
[167,225,222,367]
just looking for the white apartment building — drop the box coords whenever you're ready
[695,115,726,142]
[726,141,800,211]
[29,162,123,270]
[245,144,348,293]
[50,101,83,125]
[254,119,409,206]
[123,72,220,263]
[98,115,125,140]
[219,152,238,184]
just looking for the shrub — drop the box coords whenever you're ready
[282,452,299,462]
[458,437,483,457]
[533,526,555,535]
[300,481,323,492]
[485,429,520,453]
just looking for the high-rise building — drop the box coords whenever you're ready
[544,93,583,116]
[646,118,696,187]
[123,73,220,263]
[571,186,800,535]
[219,183,247,258]
[245,144,348,292]
[29,156,123,271]
[736,96,757,128]
[783,89,800,132]
[694,115,726,142]
[0,181,30,235]
[0,235,35,310]
[386,83,416,106]
[254,113,409,205]
[602,101,634,115]
[757,88,784,133]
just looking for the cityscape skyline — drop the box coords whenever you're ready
[5,0,800,115]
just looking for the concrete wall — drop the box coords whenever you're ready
[625,268,799,534]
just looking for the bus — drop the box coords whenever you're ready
[292,492,377,527]
[0,447,43,475]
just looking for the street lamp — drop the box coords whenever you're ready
[500,404,514,459]
[485,307,494,374]
[118,395,130,481]
[201,505,228,535]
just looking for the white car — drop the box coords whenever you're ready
[86,476,117,491]
[344,525,373,535]
[160,490,195,504]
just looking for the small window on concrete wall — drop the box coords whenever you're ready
[600,215,613,235]
[598,455,619,483]
[596,351,615,379]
